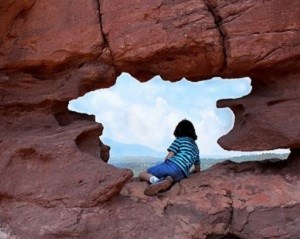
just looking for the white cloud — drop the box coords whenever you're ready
[69,73,289,157]
[92,90,124,109]
[106,95,185,152]
[188,109,225,155]
[69,74,240,154]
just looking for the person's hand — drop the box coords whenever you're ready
[193,165,201,173]
[165,151,174,161]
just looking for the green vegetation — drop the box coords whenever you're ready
[109,153,289,176]
[217,152,289,162]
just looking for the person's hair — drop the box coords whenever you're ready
[173,119,197,140]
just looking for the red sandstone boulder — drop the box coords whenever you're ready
[0,0,299,238]
[0,0,132,214]
[217,72,300,151]
[101,0,300,80]
[0,0,35,45]
[0,0,105,75]
[208,0,300,75]
[1,154,299,239]
[101,0,224,81]
[0,110,132,208]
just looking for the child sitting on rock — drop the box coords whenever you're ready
[138,119,200,196]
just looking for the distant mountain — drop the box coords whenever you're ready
[102,138,165,158]
[102,138,289,163]
[102,138,232,160]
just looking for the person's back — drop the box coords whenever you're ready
[138,119,201,196]
[168,136,200,177]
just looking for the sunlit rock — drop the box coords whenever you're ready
[0,0,299,238]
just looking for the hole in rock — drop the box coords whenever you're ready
[69,73,289,175]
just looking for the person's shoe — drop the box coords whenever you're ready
[144,176,173,196]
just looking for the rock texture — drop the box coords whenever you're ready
[0,0,300,238]
[1,153,299,239]
[101,0,300,151]
[218,72,300,151]
[101,0,224,80]
[101,0,300,79]
[0,0,132,210]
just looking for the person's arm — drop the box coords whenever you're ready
[190,164,201,173]
[192,152,201,173]
[165,151,174,160]
[194,164,201,173]
[166,138,179,161]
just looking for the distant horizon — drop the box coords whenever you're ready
[103,136,290,160]
[108,152,290,175]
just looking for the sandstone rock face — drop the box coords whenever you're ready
[207,0,300,75]
[218,72,300,151]
[0,0,299,238]
[101,0,300,79]
[101,0,224,80]
[0,0,132,211]
[101,0,300,150]
[1,154,299,239]
[0,0,35,45]
[1,0,105,77]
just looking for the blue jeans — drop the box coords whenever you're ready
[147,159,186,182]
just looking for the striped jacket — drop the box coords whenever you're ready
[168,136,200,177]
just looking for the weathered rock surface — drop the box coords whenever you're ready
[0,0,35,46]
[218,71,300,151]
[207,0,300,75]
[0,0,132,212]
[0,0,300,238]
[101,0,224,80]
[101,0,300,79]
[1,153,299,239]
[102,0,300,151]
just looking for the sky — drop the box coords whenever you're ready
[69,73,288,157]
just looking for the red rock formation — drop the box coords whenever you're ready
[0,0,299,238]
[1,153,299,239]
[101,0,224,80]
[218,71,300,151]
[101,0,300,150]
[101,0,300,79]
[0,0,132,209]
